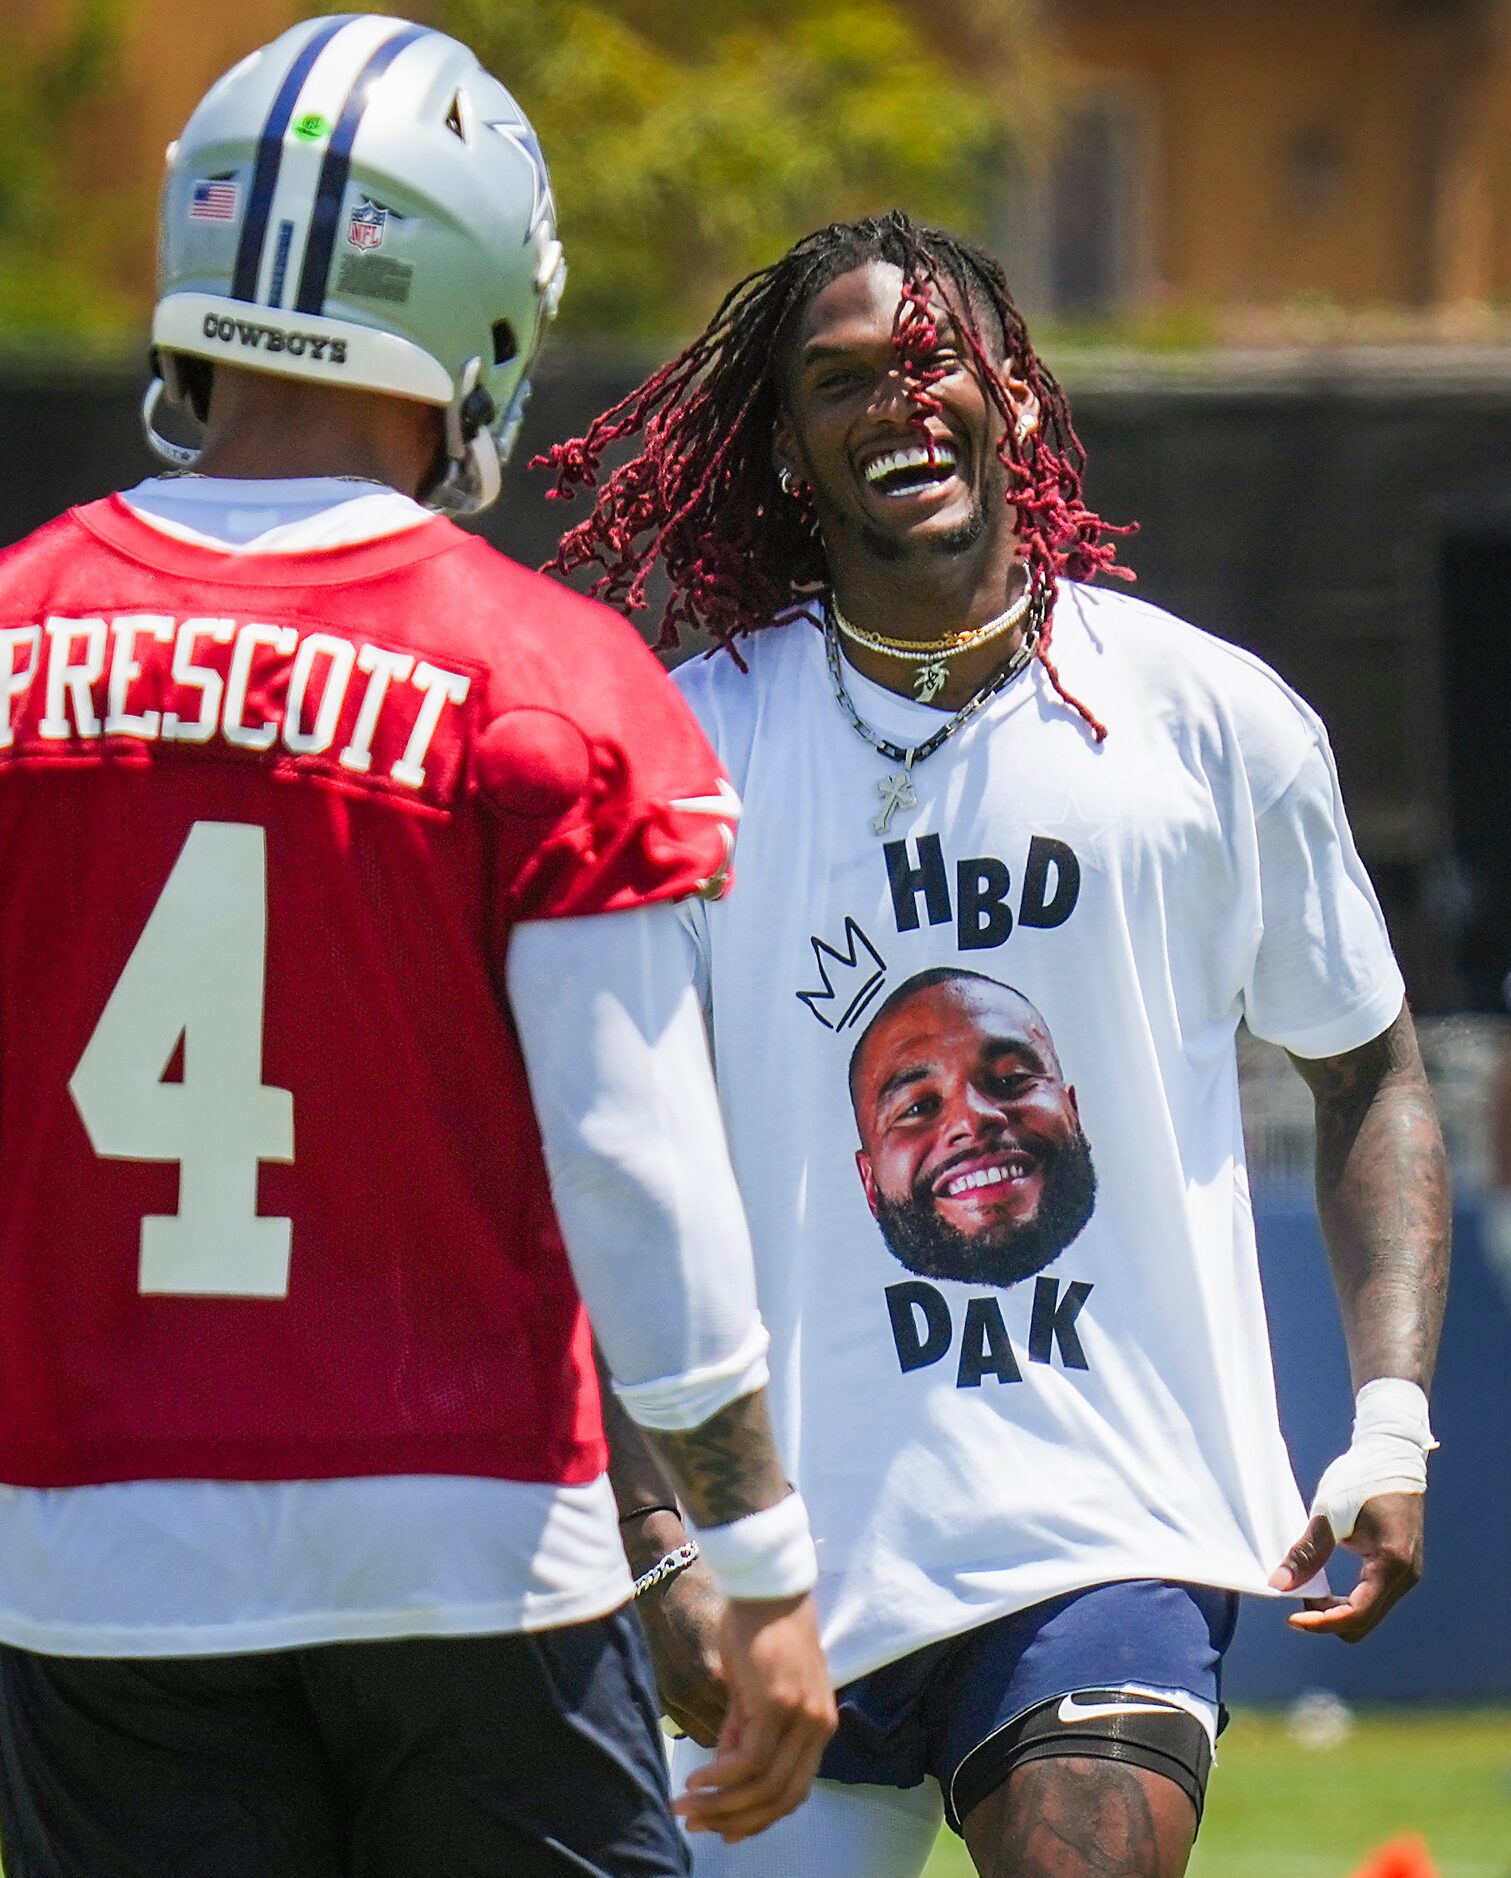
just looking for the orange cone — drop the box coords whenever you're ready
[1348,1836,1439,1878]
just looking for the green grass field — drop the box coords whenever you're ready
[922,1709,1511,1878]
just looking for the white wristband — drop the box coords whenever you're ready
[1309,1378,1437,1542]
[691,1491,819,1602]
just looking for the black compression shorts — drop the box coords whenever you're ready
[0,1608,688,1878]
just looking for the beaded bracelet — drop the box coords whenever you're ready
[632,1540,700,1600]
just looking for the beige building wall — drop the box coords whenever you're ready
[24,0,1511,320]
[1056,0,1511,313]
[1424,0,1511,304]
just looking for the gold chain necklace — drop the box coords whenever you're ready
[831,580,1034,702]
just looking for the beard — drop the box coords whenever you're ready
[856,493,990,564]
[872,1129,1097,1289]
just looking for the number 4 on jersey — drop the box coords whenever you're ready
[69,820,296,1298]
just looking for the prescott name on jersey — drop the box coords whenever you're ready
[2,610,468,803]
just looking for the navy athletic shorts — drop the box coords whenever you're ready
[0,1606,690,1878]
[818,1578,1238,1832]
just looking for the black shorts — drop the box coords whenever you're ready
[0,1608,689,1878]
[819,1579,1237,1832]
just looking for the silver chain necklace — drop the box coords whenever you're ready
[823,586,1045,835]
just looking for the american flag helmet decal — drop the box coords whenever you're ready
[188,179,240,222]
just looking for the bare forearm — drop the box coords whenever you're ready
[595,1343,682,1520]
[594,1343,694,1582]
[1290,1006,1450,1389]
[645,1389,790,1530]
[597,1344,788,1539]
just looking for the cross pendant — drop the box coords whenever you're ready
[872,767,916,835]
[914,659,950,702]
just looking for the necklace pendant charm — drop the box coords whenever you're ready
[872,767,917,835]
[914,658,950,703]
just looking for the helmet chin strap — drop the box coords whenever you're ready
[141,377,202,471]
[429,355,506,516]
[428,430,500,517]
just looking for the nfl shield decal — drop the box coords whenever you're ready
[347,200,387,251]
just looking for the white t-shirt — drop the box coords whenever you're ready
[674,581,1405,1689]
[0,478,766,1656]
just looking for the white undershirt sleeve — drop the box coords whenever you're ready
[1243,732,1406,1058]
[505,902,769,1433]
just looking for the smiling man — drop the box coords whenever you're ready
[849,968,1096,1287]
[542,212,1450,1878]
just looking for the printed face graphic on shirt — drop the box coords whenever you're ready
[848,968,1096,1288]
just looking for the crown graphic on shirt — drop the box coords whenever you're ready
[795,919,888,1032]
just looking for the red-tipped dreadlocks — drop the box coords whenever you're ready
[536,211,1134,740]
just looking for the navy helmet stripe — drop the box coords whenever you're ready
[268,219,295,308]
[294,23,431,316]
[231,13,358,303]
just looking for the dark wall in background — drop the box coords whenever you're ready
[1237,1194,1510,1704]
[7,351,1511,1010]
[1075,368,1511,1016]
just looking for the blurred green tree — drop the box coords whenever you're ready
[430,0,1054,336]
[0,0,128,346]
[1,0,1054,348]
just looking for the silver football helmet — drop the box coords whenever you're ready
[147,14,566,513]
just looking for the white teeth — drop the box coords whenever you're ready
[864,441,957,485]
[943,1158,1032,1197]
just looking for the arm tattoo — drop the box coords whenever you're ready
[646,1390,789,1529]
[1288,1006,1450,1390]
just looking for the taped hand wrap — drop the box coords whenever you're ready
[1309,1377,1437,1542]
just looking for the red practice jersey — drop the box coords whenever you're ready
[0,498,736,1490]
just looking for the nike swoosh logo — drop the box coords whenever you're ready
[1057,1695,1178,1725]
[669,779,743,821]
